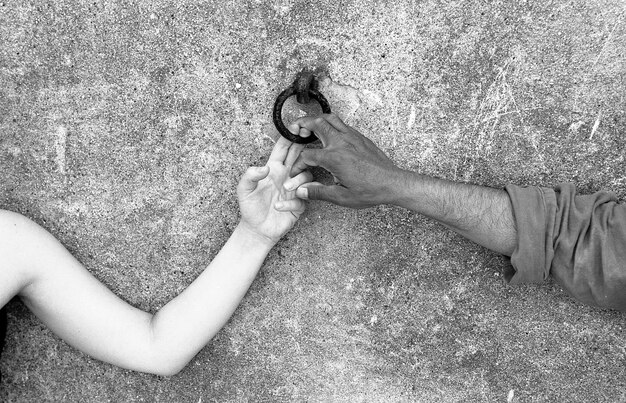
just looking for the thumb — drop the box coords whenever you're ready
[296,182,348,205]
[238,165,270,193]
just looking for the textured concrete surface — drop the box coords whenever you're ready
[1,0,626,401]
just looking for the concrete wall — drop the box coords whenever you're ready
[1,0,625,401]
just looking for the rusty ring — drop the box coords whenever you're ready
[272,86,331,144]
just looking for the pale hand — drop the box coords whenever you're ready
[237,136,313,245]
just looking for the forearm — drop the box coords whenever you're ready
[388,170,517,256]
[8,139,305,376]
[12,215,273,377]
[146,223,273,374]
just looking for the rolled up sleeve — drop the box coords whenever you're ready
[504,183,626,311]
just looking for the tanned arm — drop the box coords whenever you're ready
[286,114,517,256]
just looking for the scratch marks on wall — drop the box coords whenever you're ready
[319,75,383,121]
[54,125,68,180]
[469,58,522,153]
[407,104,417,130]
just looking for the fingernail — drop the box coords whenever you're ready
[275,201,284,209]
[295,187,308,199]
[284,182,295,191]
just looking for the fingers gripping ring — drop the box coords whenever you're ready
[273,77,332,144]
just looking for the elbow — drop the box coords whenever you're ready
[140,339,198,376]
[138,327,205,377]
[594,265,626,311]
[151,366,184,378]
[590,287,626,312]
[554,262,626,312]
[144,359,188,377]
[141,326,207,377]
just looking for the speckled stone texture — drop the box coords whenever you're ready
[1,1,626,402]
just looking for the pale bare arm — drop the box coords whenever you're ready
[5,214,273,376]
[0,137,312,376]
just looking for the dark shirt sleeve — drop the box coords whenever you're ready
[504,183,626,311]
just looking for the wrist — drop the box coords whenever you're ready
[233,222,277,252]
[382,168,414,206]
[386,170,451,218]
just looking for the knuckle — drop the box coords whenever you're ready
[318,120,334,136]
[348,130,365,144]
[344,141,359,152]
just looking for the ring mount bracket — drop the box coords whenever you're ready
[273,69,331,144]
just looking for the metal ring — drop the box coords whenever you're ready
[272,86,332,144]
